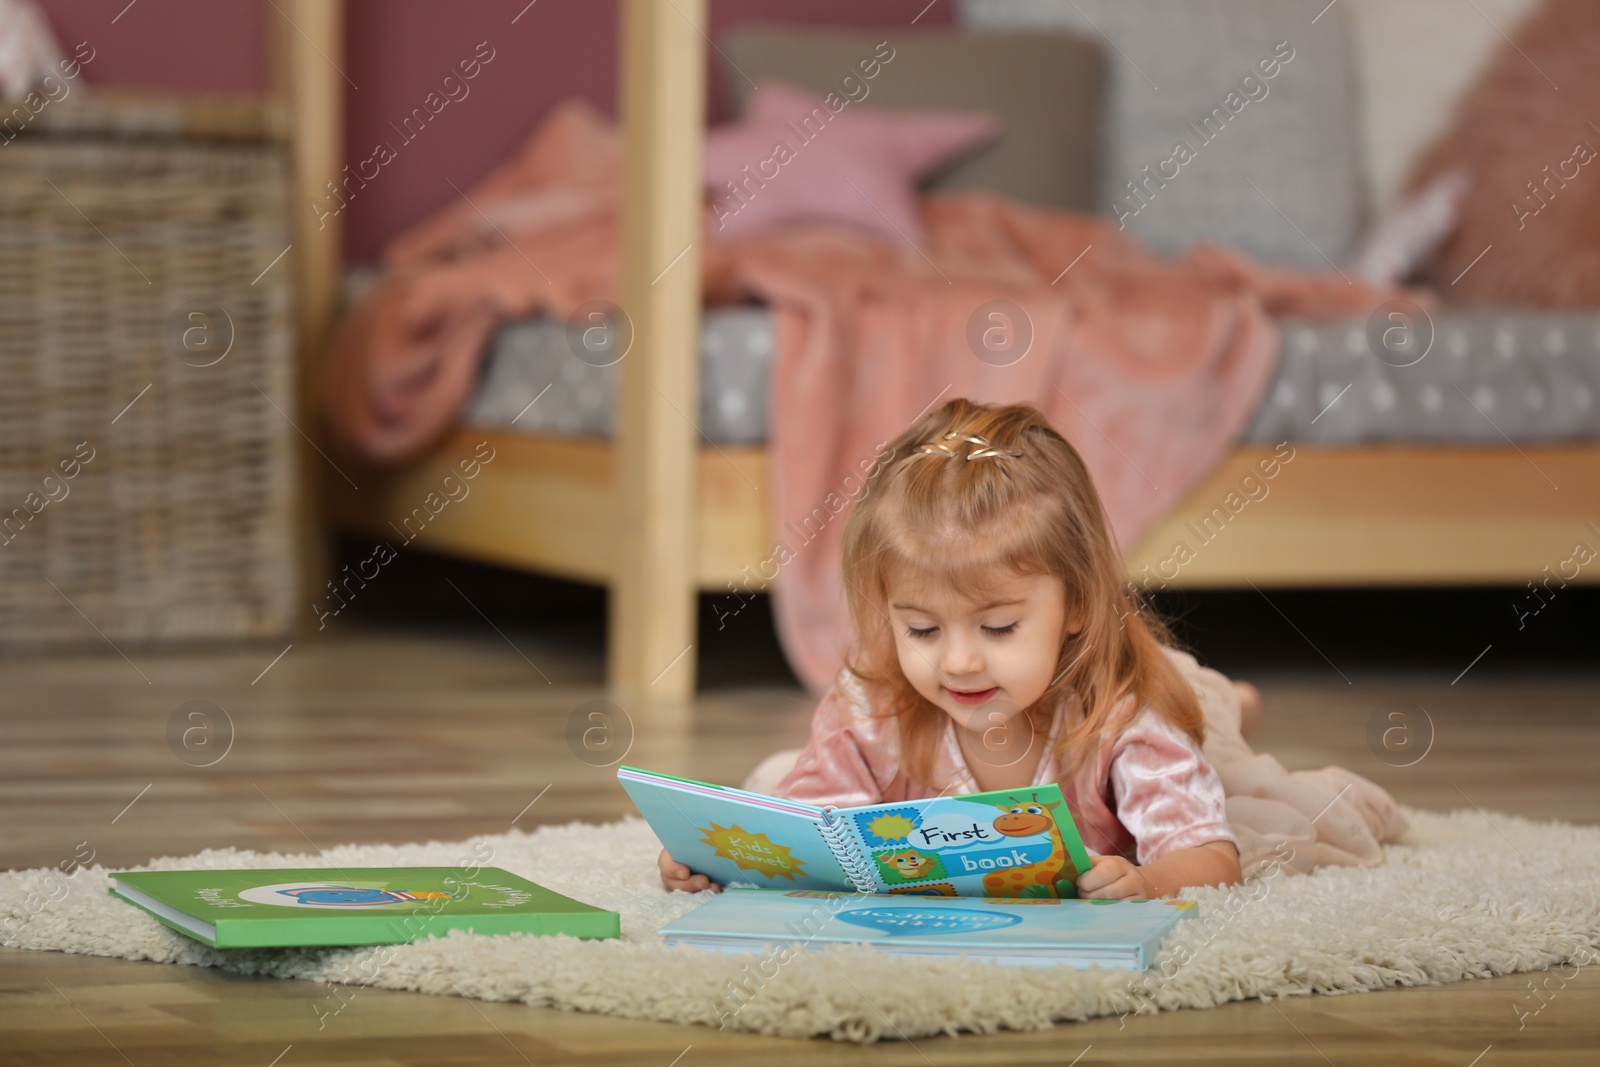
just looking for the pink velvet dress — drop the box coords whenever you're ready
[756,646,1410,877]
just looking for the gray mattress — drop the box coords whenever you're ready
[466,308,1600,444]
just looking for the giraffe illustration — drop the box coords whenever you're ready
[981,794,1077,897]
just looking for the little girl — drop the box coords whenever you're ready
[660,399,1406,897]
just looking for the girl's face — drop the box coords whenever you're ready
[886,566,1070,739]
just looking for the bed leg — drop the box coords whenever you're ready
[609,0,707,703]
[273,0,344,635]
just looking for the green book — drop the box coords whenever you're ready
[108,867,619,948]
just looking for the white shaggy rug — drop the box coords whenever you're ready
[3,809,1598,1042]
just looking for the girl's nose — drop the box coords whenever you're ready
[939,633,984,677]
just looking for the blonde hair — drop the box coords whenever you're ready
[841,398,1203,789]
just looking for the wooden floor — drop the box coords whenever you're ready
[2,620,1597,1066]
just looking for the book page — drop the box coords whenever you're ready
[838,785,1094,898]
[618,769,854,890]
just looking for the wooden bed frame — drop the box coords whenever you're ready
[290,1,1600,702]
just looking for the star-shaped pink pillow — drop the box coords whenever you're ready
[704,82,997,247]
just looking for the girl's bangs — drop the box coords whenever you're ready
[878,501,1054,600]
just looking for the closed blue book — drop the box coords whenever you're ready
[617,766,1094,898]
[660,888,1197,969]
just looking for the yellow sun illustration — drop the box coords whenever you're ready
[865,814,916,842]
[698,823,806,880]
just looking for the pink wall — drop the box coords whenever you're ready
[34,0,267,93]
[342,0,949,261]
[36,0,949,262]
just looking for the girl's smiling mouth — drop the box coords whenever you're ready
[945,685,999,706]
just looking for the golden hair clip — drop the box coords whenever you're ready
[915,430,1023,461]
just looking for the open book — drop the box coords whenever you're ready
[618,766,1093,897]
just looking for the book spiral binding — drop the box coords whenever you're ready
[817,808,879,895]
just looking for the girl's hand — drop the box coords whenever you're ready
[1078,841,1241,900]
[1076,854,1156,900]
[658,848,721,893]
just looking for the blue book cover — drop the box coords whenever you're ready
[660,888,1197,969]
[617,767,1094,898]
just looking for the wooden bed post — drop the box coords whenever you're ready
[611,0,707,701]
[271,0,344,630]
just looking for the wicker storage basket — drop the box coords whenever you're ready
[0,94,297,648]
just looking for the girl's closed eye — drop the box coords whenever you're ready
[904,622,1018,638]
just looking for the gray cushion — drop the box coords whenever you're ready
[960,0,1365,267]
[717,25,1106,212]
